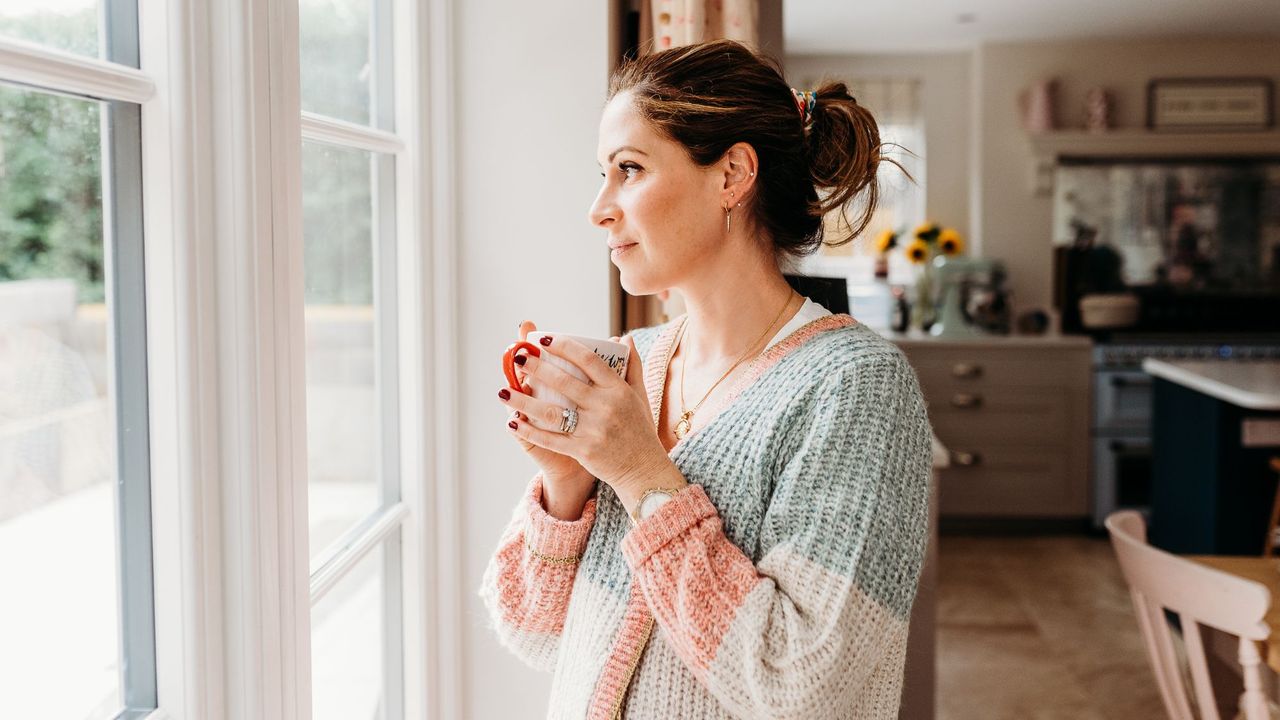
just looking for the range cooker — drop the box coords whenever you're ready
[1091,335,1280,529]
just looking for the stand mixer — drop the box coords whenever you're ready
[929,256,1011,337]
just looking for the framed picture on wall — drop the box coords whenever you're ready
[1147,77,1274,131]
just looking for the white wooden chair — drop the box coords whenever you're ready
[1106,510,1273,720]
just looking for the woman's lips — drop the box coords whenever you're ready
[610,243,637,257]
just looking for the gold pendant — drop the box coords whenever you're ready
[674,411,693,440]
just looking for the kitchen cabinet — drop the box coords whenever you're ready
[891,334,1093,518]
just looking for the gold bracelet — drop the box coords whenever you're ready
[526,539,581,566]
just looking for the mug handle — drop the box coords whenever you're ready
[502,341,542,392]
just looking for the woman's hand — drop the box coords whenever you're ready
[502,322,596,519]
[498,328,672,498]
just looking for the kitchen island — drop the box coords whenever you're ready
[1143,359,1280,555]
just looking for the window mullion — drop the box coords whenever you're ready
[0,36,153,103]
[301,111,404,154]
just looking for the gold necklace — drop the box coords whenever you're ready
[671,290,798,440]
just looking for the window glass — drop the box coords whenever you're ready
[299,0,373,125]
[311,542,387,719]
[302,141,382,560]
[0,1,100,58]
[0,84,122,720]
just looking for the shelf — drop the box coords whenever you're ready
[1028,129,1280,159]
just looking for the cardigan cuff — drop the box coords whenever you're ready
[525,473,597,563]
[620,484,717,569]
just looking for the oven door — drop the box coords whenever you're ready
[1094,370,1153,433]
[1092,434,1153,528]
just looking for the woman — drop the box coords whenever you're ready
[480,40,933,720]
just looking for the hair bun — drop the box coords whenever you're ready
[803,81,907,243]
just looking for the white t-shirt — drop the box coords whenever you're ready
[765,297,832,351]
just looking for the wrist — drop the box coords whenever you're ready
[615,460,687,520]
[540,478,596,521]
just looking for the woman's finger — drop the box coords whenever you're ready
[512,353,591,407]
[499,379,579,432]
[507,414,571,455]
[538,336,618,388]
[623,335,645,392]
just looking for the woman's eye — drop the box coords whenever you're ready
[617,163,641,179]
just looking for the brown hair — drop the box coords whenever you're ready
[607,40,904,266]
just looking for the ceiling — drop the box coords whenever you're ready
[784,0,1280,54]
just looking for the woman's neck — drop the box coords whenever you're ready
[675,270,801,367]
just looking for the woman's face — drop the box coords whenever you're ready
[589,93,725,296]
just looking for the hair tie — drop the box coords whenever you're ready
[790,88,816,127]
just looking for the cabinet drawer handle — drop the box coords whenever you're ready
[951,363,983,379]
[951,450,982,467]
[950,393,983,409]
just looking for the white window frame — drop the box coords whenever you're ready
[1,0,463,715]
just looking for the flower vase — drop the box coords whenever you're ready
[911,260,937,331]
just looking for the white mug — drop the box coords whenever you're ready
[503,332,630,430]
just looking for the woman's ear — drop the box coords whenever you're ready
[720,141,759,202]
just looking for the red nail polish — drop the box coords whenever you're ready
[539,336,552,346]
[514,354,527,366]
[508,420,518,430]
[498,388,511,400]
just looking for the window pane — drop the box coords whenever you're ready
[312,543,388,719]
[0,86,121,719]
[299,0,373,125]
[303,141,384,559]
[0,1,100,58]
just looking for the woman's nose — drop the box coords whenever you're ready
[588,186,617,228]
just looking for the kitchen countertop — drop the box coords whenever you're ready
[885,329,1093,349]
[1142,358,1280,411]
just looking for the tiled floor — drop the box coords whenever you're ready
[937,534,1166,720]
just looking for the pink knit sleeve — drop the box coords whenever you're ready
[478,473,598,672]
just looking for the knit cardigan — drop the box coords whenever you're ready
[479,313,934,719]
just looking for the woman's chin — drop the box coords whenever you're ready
[619,271,662,298]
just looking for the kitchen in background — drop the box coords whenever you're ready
[1054,158,1280,530]
[785,14,1280,717]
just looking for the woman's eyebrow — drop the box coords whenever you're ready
[597,146,649,167]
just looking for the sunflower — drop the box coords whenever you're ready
[938,228,965,256]
[914,222,941,243]
[875,229,898,254]
[905,239,930,264]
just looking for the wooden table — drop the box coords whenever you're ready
[1190,555,1280,673]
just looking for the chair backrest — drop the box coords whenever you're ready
[1105,510,1272,720]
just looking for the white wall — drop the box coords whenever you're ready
[786,52,973,244]
[453,3,612,718]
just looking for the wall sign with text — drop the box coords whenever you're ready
[1147,78,1274,131]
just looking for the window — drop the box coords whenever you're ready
[0,0,156,717]
[1,0,438,715]
[299,0,407,716]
